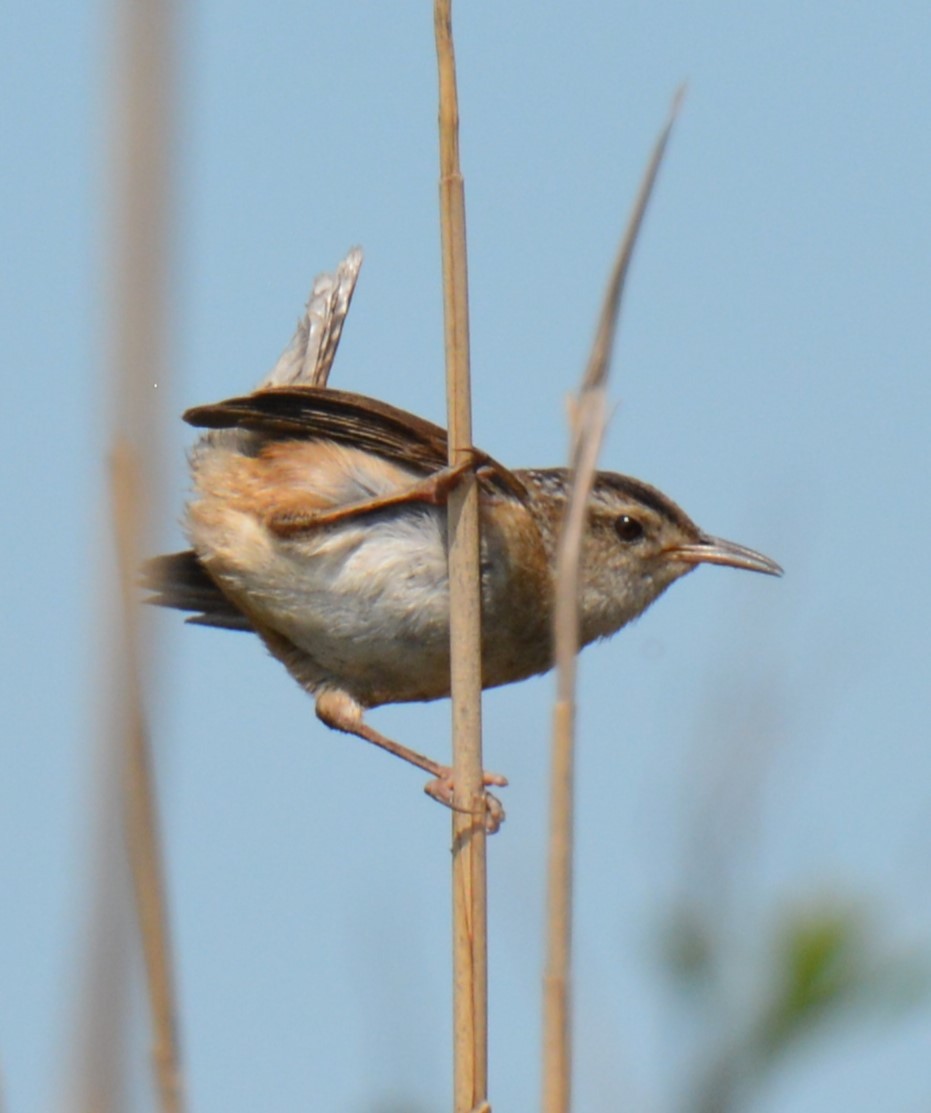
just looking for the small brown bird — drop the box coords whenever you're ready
[145,384,781,829]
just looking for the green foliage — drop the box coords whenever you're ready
[753,904,927,1064]
[662,909,716,989]
[662,899,928,1113]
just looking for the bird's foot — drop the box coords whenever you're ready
[424,766,508,833]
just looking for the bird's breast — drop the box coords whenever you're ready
[190,462,553,705]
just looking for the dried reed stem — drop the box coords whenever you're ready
[434,4,490,1111]
[542,91,684,1113]
[91,0,185,1108]
[110,450,185,1113]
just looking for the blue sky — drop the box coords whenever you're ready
[3,2,931,1111]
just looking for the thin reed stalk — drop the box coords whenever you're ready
[82,0,185,1108]
[542,92,684,1113]
[110,449,185,1113]
[434,4,490,1111]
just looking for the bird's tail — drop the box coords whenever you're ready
[141,550,254,632]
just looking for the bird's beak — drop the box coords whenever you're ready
[668,534,783,576]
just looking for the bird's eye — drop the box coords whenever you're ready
[615,515,645,543]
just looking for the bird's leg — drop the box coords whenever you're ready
[268,454,477,537]
[422,770,507,835]
[315,690,507,833]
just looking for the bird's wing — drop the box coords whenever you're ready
[184,386,528,502]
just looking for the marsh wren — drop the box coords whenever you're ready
[145,250,780,829]
[145,384,781,829]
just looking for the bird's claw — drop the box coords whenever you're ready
[424,766,508,833]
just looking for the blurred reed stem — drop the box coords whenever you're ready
[86,0,185,1108]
